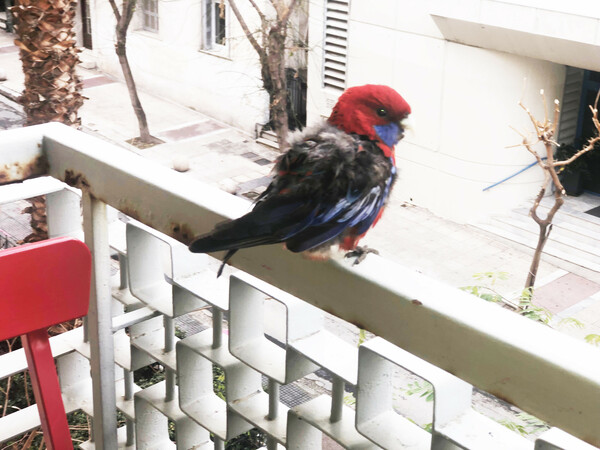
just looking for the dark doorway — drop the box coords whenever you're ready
[286,67,307,131]
[575,71,600,194]
[0,0,14,33]
[80,0,93,49]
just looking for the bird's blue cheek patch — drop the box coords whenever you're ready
[374,123,402,148]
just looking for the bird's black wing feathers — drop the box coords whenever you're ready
[188,198,318,252]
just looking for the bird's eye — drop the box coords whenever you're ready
[376,108,388,117]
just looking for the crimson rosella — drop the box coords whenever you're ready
[190,84,411,276]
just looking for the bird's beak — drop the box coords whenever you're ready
[399,116,414,139]
[399,116,413,132]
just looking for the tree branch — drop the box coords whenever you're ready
[509,125,547,169]
[280,0,298,25]
[266,0,278,14]
[554,137,600,167]
[554,93,600,168]
[228,0,266,58]
[530,170,550,225]
[247,0,266,21]
[544,100,564,195]
[519,101,542,134]
[122,0,136,30]
[107,0,121,22]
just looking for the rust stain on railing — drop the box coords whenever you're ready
[0,154,48,185]
[169,222,194,246]
[63,169,91,190]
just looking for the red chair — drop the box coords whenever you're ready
[0,237,91,450]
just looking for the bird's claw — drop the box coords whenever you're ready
[345,246,379,265]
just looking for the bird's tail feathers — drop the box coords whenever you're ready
[189,199,318,254]
[217,249,237,278]
[189,228,280,254]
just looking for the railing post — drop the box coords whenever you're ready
[267,378,280,450]
[82,192,118,449]
[330,375,344,423]
[124,369,135,446]
[164,316,176,402]
[46,187,88,342]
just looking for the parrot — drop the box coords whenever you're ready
[189,84,411,276]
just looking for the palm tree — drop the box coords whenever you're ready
[12,0,83,126]
[11,0,84,242]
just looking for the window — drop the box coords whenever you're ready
[323,0,349,91]
[142,0,159,33]
[203,0,227,50]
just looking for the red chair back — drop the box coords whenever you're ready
[0,237,91,450]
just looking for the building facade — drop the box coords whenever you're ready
[307,0,600,222]
[79,0,600,222]
[82,0,277,134]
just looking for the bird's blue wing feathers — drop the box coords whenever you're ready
[284,178,391,253]
[352,166,396,234]
[284,221,349,252]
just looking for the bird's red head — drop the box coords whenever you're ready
[328,84,411,161]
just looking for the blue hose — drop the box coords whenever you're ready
[483,157,548,192]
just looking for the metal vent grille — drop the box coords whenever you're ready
[557,66,585,144]
[323,0,349,91]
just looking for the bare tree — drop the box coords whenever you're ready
[228,0,299,149]
[512,90,600,290]
[107,0,160,145]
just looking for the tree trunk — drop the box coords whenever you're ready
[109,0,157,144]
[12,0,84,126]
[115,38,152,142]
[11,0,84,243]
[525,190,564,291]
[19,196,48,244]
[266,26,289,149]
[525,221,549,289]
[228,0,297,151]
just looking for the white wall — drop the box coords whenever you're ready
[307,0,566,223]
[430,0,600,71]
[88,0,271,134]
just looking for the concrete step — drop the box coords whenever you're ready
[542,192,600,209]
[256,136,279,150]
[476,222,600,273]
[510,194,600,237]
[496,219,600,265]
[476,194,600,272]
[496,211,600,252]
[513,207,600,241]
[261,129,279,142]
[514,206,600,242]
[539,197,600,228]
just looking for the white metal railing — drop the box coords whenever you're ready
[0,123,599,449]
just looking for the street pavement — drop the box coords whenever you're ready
[0,89,23,129]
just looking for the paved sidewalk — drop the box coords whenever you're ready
[1,29,600,343]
